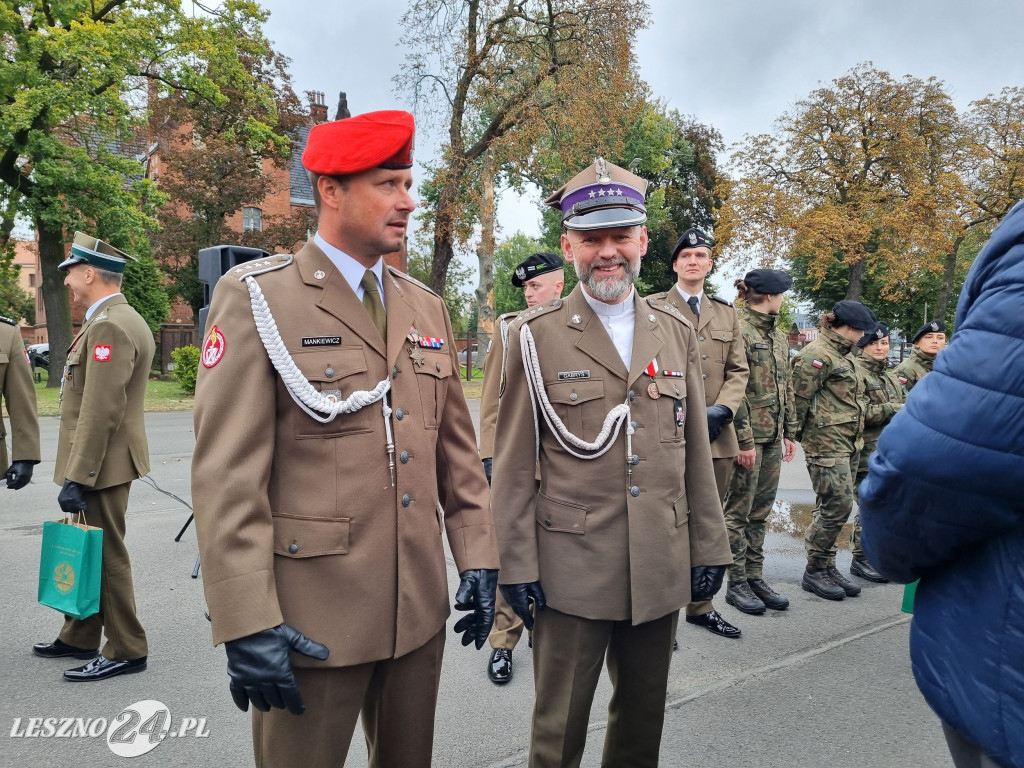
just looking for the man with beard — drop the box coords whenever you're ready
[491,158,732,767]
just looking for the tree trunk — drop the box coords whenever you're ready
[935,238,962,320]
[38,222,73,388]
[845,257,865,302]
[475,152,496,336]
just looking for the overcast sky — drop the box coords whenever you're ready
[253,0,1024,281]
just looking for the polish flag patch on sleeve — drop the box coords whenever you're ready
[93,345,112,362]
[811,359,824,369]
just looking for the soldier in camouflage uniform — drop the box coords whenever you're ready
[791,300,874,601]
[721,269,800,615]
[896,319,945,391]
[848,321,905,583]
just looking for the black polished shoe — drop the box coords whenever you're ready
[33,639,98,660]
[685,611,741,639]
[673,637,678,651]
[63,655,147,682]
[725,581,766,615]
[747,578,791,610]
[827,565,862,597]
[487,648,512,684]
[802,566,846,600]
[850,558,889,583]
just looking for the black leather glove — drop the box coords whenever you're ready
[481,457,492,486]
[453,569,498,649]
[57,479,88,512]
[706,404,733,443]
[691,565,727,602]
[224,624,329,715]
[5,460,35,490]
[499,581,546,631]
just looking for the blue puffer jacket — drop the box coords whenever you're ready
[860,201,1024,768]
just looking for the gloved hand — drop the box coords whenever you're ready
[481,457,492,485]
[5,460,35,490]
[57,479,88,512]
[453,568,498,649]
[224,624,329,715]
[691,565,726,602]
[499,581,546,631]
[705,404,733,443]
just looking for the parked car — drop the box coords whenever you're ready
[27,342,49,370]
[458,342,485,369]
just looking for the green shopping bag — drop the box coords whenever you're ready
[38,513,103,620]
[901,579,919,614]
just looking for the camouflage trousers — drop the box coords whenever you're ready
[804,451,860,568]
[722,440,783,582]
[849,441,877,561]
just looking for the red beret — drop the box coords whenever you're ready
[302,110,415,175]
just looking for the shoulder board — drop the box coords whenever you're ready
[232,253,293,280]
[498,311,521,323]
[709,295,734,307]
[646,296,692,327]
[513,298,563,326]
[387,266,439,297]
[0,314,15,326]
[644,290,669,302]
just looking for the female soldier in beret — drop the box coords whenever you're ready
[896,319,945,391]
[790,301,872,601]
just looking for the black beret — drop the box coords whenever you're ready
[511,252,564,288]
[832,300,876,331]
[912,319,946,343]
[857,321,889,348]
[743,268,792,294]
[671,227,714,260]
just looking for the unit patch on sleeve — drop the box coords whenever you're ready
[201,325,227,368]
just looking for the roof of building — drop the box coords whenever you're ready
[290,124,314,207]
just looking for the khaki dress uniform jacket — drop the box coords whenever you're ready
[492,285,732,623]
[0,318,40,469]
[192,241,499,668]
[478,311,519,461]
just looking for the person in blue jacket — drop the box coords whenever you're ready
[859,200,1024,768]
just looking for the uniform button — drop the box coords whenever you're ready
[325,366,335,377]
[288,543,299,554]
[630,454,640,465]
[569,393,578,401]
[544,519,553,527]
[674,388,681,397]
[699,336,705,342]
[630,420,638,429]
[400,451,410,464]
[702,373,708,379]
[628,390,636,401]
[436,363,441,372]
[396,408,405,420]
[402,494,411,507]
[88,471,96,477]
[392,366,399,378]
[701,354,707,360]
[552,299,561,307]
[630,486,640,497]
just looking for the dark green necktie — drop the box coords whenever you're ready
[361,269,387,339]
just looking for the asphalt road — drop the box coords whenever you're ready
[0,408,952,767]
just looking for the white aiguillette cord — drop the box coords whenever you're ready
[245,275,397,485]
[519,322,634,475]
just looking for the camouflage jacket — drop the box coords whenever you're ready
[790,327,866,457]
[733,306,799,448]
[896,346,935,392]
[854,352,906,449]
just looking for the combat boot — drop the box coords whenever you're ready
[826,565,861,597]
[725,581,766,615]
[850,557,889,583]
[747,578,790,610]
[801,566,846,600]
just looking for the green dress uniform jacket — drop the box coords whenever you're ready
[478,311,520,461]
[896,346,935,392]
[733,306,799,448]
[492,286,732,625]
[192,241,500,668]
[53,295,153,488]
[0,318,40,469]
[790,327,867,458]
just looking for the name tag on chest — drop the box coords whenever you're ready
[302,336,342,347]
[557,370,591,381]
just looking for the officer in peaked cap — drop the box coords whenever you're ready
[33,231,155,682]
[493,158,731,766]
[192,110,498,768]
[0,312,39,490]
[897,318,946,392]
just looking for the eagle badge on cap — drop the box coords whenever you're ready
[688,232,698,245]
[515,266,527,282]
[594,157,612,184]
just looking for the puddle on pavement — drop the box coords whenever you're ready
[768,499,853,548]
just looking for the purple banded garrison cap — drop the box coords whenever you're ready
[58,232,137,273]
[544,157,648,231]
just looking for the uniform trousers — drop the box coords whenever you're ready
[488,587,527,650]
[849,441,877,561]
[530,607,677,768]
[58,482,148,660]
[253,626,445,768]
[723,439,784,581]
[942,722,1009,768]
[804,451,860,568]
[686,456,733,616]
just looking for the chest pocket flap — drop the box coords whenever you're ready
[414,350,453,379]
[652,376,685,400]
[293,347,367,384]
[545,379,604,405]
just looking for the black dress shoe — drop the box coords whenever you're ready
[747,578,791,610]
[63,655,147,682]
[826,565,862,597]
[685,611,741,639]
[850,558,889,583]
[487,648,512,684]
[33,639,98,660]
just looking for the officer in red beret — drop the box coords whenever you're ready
[192,110,500,768]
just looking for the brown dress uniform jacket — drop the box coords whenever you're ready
[478,311,519,460]
[648,287,749,458]
[492,286,732,625]
[53,295,153,488]
[192,241,499,668]
[0,318,40,469]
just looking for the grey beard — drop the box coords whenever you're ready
[574,257,639,303]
